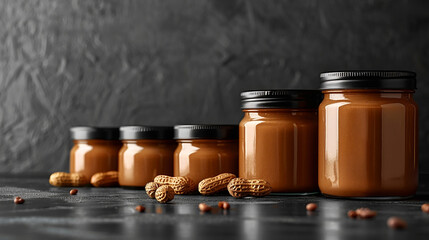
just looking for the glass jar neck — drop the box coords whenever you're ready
[322,89,414,101]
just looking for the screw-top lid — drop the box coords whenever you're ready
[241,90,322,109]
[70,127,119,140]
[320,71,416,90]
[174,125,238,140]
[119,126,174,140]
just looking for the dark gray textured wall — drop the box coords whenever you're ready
[0,0,428,173]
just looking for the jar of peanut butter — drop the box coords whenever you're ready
[174,125,238,184]
[319,71,418,199]
[70,127,121,181]
[240,90,321,194]
[118,126,176,188]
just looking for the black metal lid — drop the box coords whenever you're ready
[241,90,322,109]
[119,126,174,140]
[320,71,416,90]
[174,125,238,140]
[70,127,119,140]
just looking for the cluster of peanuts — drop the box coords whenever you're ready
[143,173,273,204]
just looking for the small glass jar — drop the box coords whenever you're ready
[319,71,418,199]
[174,125,238,184]
[240,90,321,194]
[70,127,121,181]
[118,126,176,187]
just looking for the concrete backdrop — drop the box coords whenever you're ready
[0,0,428,173]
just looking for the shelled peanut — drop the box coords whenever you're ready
[91,171,119,187]
[198,173,236,195]
[49,172,89,187]
[227,178,272,198]
[154,175,196,194]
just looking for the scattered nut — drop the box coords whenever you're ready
[135,205,145,213]
[222,202,230,210]
[199,203,212,212]
[421,203,429,213]
[14,197,25,204]
[145,182,159,198]
[69,189,78,195]
[218,201,230,210]
[356,208,377,219]
[306,203,318,211]
[348,210,358,218]
[387,217,407,229]
[155,185,175,203]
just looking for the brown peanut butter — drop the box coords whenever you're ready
[174,139,238,184]
[117,126,175,187]
[318,71,418,198]
[239,90,321,193]
[70,139,121,180]
[173,125,238,184]
[239,109,318,193]
[69,127,121,181]
[319,90,418,197]
[119,140,176,187]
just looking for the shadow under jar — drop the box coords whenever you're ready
[240,90,321,194]
[118,126,176,188]
[70,127,121,181]
[174,125,238,184]
[319,71,418,199]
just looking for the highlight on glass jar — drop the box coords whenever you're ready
[174,125,238,184]
[319,71,418,199]
[118,126,176,188]
[69,126,121,180]
[239,90,322,195]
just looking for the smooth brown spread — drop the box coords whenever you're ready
[70,140,121,180]
[119,140,176,187]
[174,139,238,184]
[239,109,318,193]
[319,90,418,197]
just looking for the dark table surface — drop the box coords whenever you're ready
[1,174,429,240]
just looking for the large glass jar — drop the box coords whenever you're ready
[118,126,176,187]
[174,125,238,184]
[319,71,418,198]
[70,127,121,181]
[239,90,321,194]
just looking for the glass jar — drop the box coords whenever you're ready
[70,127,121,181]
[319,71,418,198]
[239,90,321,194]
[174,125,238,184]
[118,126,176,187]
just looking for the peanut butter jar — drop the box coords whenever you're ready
[240,90,321,194]
[118,126,176,187]
[70,127,121,181]
[174,125,238,184]
[319,71,418,199]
